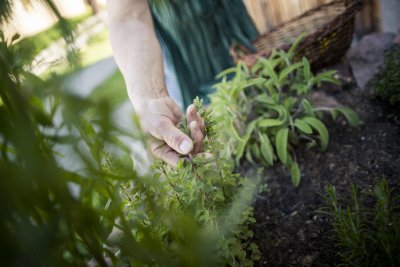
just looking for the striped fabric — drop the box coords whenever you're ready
[150,0,259,108]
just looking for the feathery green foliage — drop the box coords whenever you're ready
[122,97,261,266]
[322,179,400,267]
[211,35,360,186]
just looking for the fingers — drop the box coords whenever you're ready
[186,104,205,134]
[149,139,181,167]
[189,120,203,154]
[150,120,193,155]
[165,98,183,123]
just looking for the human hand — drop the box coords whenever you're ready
[135,97,205,166]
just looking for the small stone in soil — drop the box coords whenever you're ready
[310,232,319,238]
[306,220,313,225]
[290,211,298,217]
[302,255,314,266]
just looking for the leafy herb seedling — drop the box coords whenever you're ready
[211,35,360,186]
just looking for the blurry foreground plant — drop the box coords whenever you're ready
[211,35,360,186]
[0,28,261,266]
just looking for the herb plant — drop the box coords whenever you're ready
[322,179,400,267]
[122,98,261,266]
[373,44,400,106]
[211,36,360,186]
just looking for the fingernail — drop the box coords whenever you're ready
[179,139,192,154]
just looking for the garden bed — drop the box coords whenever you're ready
[250,61,400,266]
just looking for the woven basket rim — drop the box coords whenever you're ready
[234,0,362,57]
[252,0,347,43]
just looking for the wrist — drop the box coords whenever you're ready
[127,85,169,110]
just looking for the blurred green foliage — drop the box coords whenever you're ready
[88,70,127,110]
[14,10,91,58]
[0,3,262,265]
[373,45,400,106]
[322,179,400,267]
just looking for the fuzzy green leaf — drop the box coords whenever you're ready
[302,57,311,80]
[229,118,243,141]
[262,59,279,84]
[275,127,289,165]
[251,143,261,160]
[235,120,257,161]
[303,117,329,150]
[290,162,301,187]
[215,66,237,79]
[333,106,360,127]
[255,95,276,105]
[287,32,306,59]
[278,62,303,83]
[294,119,313,134]
[258,119,283,128]
[259,132,274,165]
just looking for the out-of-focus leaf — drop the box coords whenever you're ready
[290,162,301,187]
[259,132,274,165]
[303,117,329,150]
[275,127,289,165]
[294,118,313,134]
[332,106,361,127]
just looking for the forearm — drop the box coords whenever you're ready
[107,0,168,107]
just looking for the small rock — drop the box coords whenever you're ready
[306,220,313,225]
[328,163,335,171]
[302,255,314,266]
[290,211,298,217]
[310,232,319,238]
[297,229,306,241]
[347,32,396,90]
[313,215,317,221]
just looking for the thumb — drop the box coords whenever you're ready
[158,120,194,155]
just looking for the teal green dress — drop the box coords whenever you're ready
[149,0,259,107]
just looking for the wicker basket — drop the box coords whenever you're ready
[231,0,362,70]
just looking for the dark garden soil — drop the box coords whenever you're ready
[249,62,400,266]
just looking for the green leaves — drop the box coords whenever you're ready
[236,120,257,162]
[211,34,360,188]
[333,106,361,127]
[302,117,329,151]
[276,127,289,165]
[258,119,284,128]
[278,62,303,84]
[259,132,274,165]
[290,162,301,187]
[294,118,313,134]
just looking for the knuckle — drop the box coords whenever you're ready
[172,134,185,147]
[154,119,168,131]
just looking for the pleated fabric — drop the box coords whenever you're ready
[149,0,259,107]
